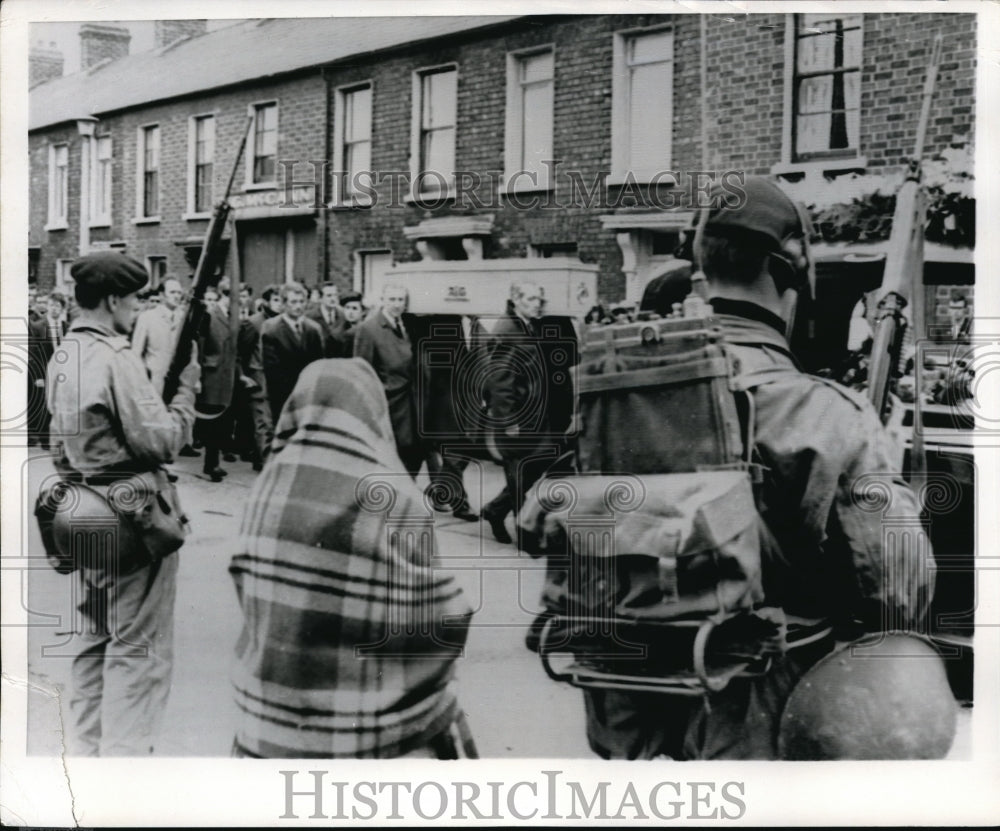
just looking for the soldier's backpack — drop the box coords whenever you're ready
[519,312,794,695]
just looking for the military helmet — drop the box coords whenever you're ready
[44,481,144,573]
[778,633,957,760]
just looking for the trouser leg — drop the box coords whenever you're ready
[98,554,179,756]
[67,635,108,756]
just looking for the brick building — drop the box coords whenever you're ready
[28,12,976,339]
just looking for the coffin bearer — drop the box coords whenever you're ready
[481,281,571,543]
[45,252,200,756]
[353,283,424,478]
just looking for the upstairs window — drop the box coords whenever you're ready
[91,135,112,225]
[412,66,457,194]
[612,28,674,183]
[47,143,69,228]
[337,84,373,199]
[138,125,160,218]
[192,115,215,213]
[505,49,554,191]
[793,14,862,160]
[250,102,278,184]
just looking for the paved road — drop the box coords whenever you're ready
[23,448,590,758]
[21,447,970,759]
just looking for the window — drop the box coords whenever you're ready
[611,28,673,183]
[136,125,160,219]
[47,143,69,228]
[250,102,278,185]
[505,49,554,191]
[411,66,456,195]
[91,135,112,226]
[334,84,373,201]
[189,115,215,213]
[793,14,861,160]
[146,255,167,288]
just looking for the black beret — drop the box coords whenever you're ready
[70,252,149,298]
[703,176,807,251]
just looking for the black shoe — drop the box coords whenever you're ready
[525,611,556,653]
[166,472,179,483]
[453,508,479,523]
[204,467,228,481]
[179,445,200,457]
[482,510,512,544]
[223,452,237,462]
[252,460,263,472]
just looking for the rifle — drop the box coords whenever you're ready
[162,115,253,405]
[866,35,942,431]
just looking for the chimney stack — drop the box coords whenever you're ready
[79,23,131,71]
[154,20,207,49]
[29,40,64,88]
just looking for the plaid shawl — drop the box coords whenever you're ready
[229,358,471,758]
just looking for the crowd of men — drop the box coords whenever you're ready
[34,176,949,761]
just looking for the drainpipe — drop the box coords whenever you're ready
[76,116,98,255]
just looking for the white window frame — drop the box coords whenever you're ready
[245,100,279,190]
[503,46,555,194]
[773,15,867,179]
[134,123,161,224]
[90,134,113,228]
[46,143,69,231]
[185,113,216,219]
[409,64,458,200]
[332,81,374,207]
[610,26,674,185]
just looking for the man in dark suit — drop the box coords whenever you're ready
[481,281,572,543]
[196,283,238,481]
[261,281,325,423]
[353,283,424,477]
[308,281,348,357]
[28,292,69,448]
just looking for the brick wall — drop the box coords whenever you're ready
[29,126,82,292]
[106,72,326,283]
[323,13,695,300]
[703,13,787,174]
[28,13,978,303]
[862,13,976,170]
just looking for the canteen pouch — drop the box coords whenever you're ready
[107,472,188,559]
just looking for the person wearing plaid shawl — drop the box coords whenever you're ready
[229,358,474,758]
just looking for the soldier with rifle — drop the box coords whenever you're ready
[44,252,200,755]
[39,117,254,755]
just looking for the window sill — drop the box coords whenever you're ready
[606,171,678,187]
[89,220,111,229]
[771,157,868,179]
[243,181,277,192]
[499,181,554,197]
[402,187,456,205]
[182,211,212,221]
[327,195,375,210]
[44,222,68,232]
[132,216,162,226]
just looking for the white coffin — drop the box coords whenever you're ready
[375,257,598,317]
